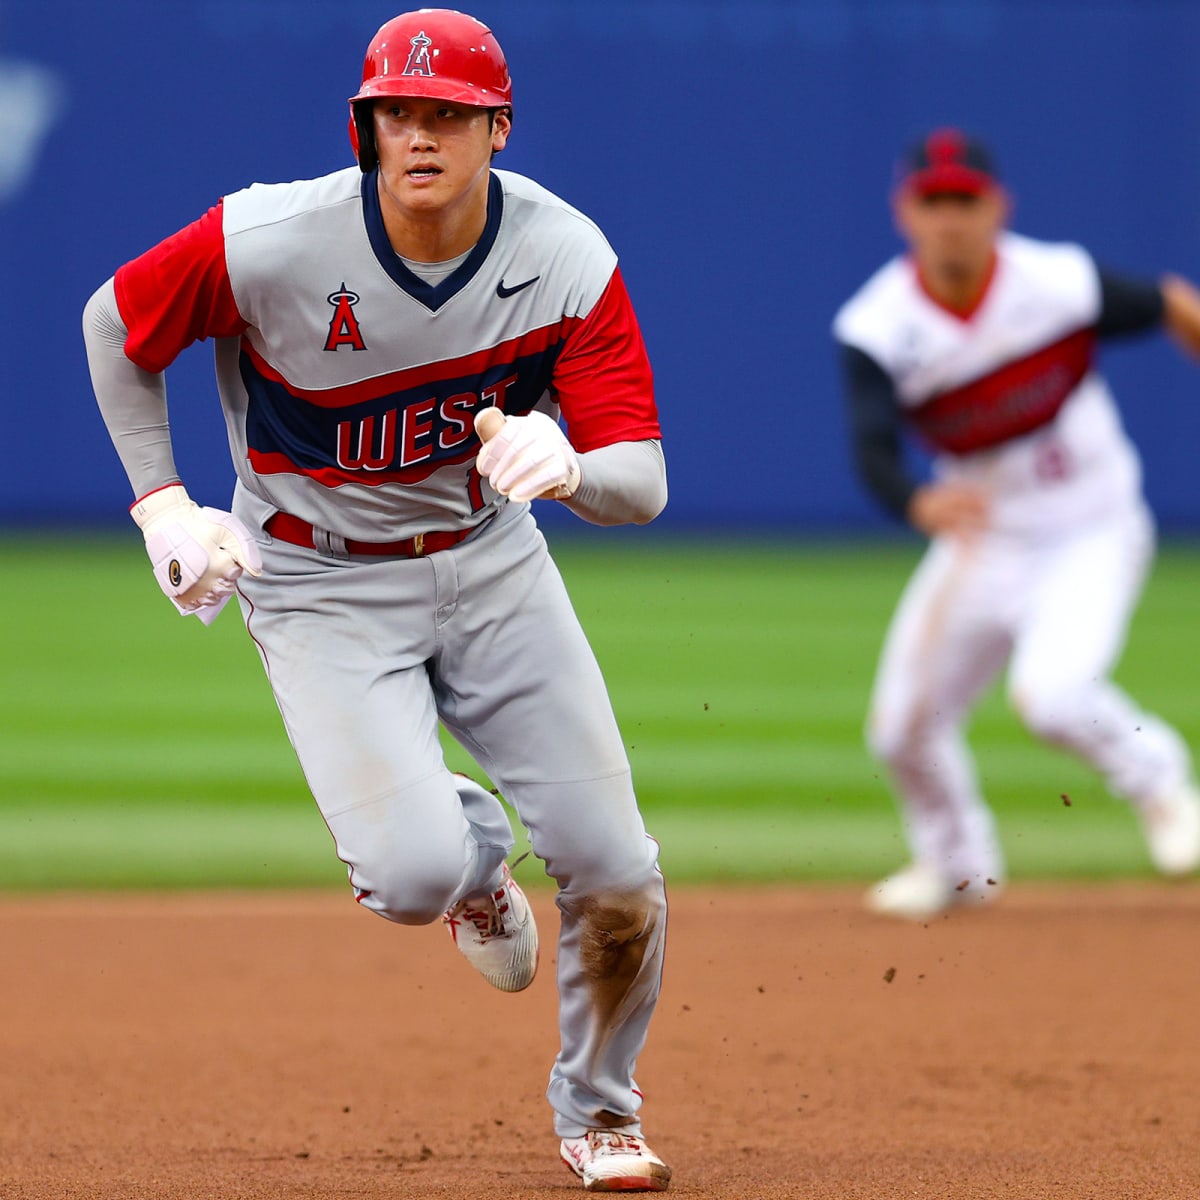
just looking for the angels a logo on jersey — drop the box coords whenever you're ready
[402,31,435,77]
[324,283,367,352]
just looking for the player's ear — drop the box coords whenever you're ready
[490,106,512,156]
[350,102,377,173]
[892,186,917,242]
[994,185,1013,227]
[976,184,1011,234]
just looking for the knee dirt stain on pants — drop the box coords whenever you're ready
[577,891,658,1067]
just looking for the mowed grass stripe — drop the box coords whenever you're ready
[0,801,1154,888]
[2,533,1198,886]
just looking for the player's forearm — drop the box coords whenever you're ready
[560,439,667,526]
[840,344,918,520]
[854,431,918,521]
[83,278,180,498]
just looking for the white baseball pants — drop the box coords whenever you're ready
[867,502,1191,885]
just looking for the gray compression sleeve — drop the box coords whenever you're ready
[82,277,180,500]
[560,439,667,527]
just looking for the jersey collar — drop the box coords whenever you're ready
[913,248,999,322]
[360,169,504,312]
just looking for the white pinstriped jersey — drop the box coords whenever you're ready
[114,167,659,541]
[833,231,1143,533]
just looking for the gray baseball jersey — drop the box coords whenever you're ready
[102,163,668,1139]
[115,166,660,538]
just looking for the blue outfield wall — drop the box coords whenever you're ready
[3,0,1199,534]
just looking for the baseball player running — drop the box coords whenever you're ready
[833,128,1200,919]
[82,10,671,1191]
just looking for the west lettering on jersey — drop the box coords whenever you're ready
[337,410,394,471]
[324,283,367,352]
[441,378,517,448]
[440,393,478,449]
[241,331,549,485]
[334,375,518,472]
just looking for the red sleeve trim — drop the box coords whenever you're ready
[113,201,248,373]
[553,267,660,452]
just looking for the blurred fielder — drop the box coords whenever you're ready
[83,10,671,1191]
[833,128,1200,919]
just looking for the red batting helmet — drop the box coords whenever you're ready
[348,9,512,172]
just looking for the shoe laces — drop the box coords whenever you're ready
[447,886,511,941]
[443,855,529,942]
[590,1130,648,1157]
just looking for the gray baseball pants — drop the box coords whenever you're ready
[235,498,666,1137]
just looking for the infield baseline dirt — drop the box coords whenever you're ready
[2,883,1198,1199]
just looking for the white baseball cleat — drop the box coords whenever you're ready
[560,1129,671,1193]
[442,863,539,992]
[1138,782,1200,876]
[864,862,1003,920]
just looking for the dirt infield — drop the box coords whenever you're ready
[2,883,1198,1199]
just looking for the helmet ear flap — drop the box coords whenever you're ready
[350,102,377,173]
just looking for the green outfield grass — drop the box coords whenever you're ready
[2,531,1199,889]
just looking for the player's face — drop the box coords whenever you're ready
[373,96,510,221]
[894,187,1008,292]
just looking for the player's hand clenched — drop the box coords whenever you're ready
[131,484,263,625]
[474,408,581,503]
[907,481,991,540]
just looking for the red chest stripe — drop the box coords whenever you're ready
[907,327,1095,454]
[241,319,576,409]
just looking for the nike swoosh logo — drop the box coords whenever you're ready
[496,275,540,299]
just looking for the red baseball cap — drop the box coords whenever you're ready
[898,128,999,196]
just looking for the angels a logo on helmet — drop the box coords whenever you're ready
[324,283,367,352]
[402,31,435,78]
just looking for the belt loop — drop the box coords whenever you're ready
[313,527,350,560]
[413,533,425,557]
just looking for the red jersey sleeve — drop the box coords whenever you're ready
[113,201,248,373]
[553,267,660,453]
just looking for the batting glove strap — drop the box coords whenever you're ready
[476,411,581,503]
[131,484,263,620]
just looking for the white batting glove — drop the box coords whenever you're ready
[130,484,263,624]
[474,408,581,503]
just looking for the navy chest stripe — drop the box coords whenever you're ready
[241,339,567,486]
[361,169,503,312]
